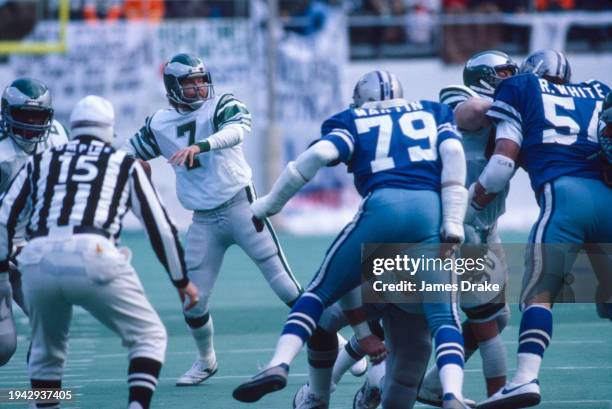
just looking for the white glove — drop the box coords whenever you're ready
[464,183,484,227]
[440,184,468,243]
[250,196,279,220]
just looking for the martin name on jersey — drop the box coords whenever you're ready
[320,99,461,196]
[123,93,252,210]
[0,120,69,194]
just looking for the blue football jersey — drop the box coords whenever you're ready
[320,100,462,197]
[487,73,610,192]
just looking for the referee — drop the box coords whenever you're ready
[0,95,198,409]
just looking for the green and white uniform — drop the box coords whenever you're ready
[123,94,301,374]
[0,119,68,366]
[0,120,69,196]
[440,85,508,316]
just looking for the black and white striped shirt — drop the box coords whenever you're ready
[0,135,188,287]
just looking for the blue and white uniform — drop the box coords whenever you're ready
[487,74,612,305]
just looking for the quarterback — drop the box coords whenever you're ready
[122,53,303,386]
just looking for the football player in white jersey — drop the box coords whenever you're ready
[122,53,304,386]
[413,51,518,407]
[0,77,69,366]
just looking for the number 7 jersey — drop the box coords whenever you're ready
[487,73,610,192]
[122,94,252,210]
[320,100,462,197]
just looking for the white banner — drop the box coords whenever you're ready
[8,12,353,233]
[273,11,360,234]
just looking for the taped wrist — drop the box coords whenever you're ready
[478,154,515,194]
[442,184,468,226]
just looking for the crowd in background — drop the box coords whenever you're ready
[0,0,610,61]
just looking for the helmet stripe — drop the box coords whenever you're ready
[386,71,394,99]
[375,70,385,101]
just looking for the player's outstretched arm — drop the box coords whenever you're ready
[250,140,340,219]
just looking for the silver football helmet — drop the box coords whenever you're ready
[1,78,54,154]
[352,70,403,108]
[519,49,571,84]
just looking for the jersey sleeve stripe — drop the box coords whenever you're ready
[491,100,522,122]
[330,128,355,142]
[487,105,521,130]
[441,95,468,109]
[327,132,354,155]
[131,136,156,160]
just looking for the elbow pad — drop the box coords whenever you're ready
[478,154,515,194]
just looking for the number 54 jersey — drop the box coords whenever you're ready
[487,73,610,193]
[320,100,462,197]
[123,94,252,211]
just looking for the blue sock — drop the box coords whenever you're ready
[435,325,464,369]
[518,305,552,356]
[435,325,465,398]
[281,292,324,343]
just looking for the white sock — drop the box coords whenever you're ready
[480,335,507,379]
[368,360,386,389]
[128,403,144,409]
[268,334,304,367]
[309,366,332,401]
[190,317,216,367]
[331,344,358,385]
[513,353,542,384]
[439,363,464,400]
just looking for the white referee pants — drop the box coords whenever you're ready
[18,232,167,380]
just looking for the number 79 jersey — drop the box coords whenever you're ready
[487,73,610,192]
[320,100,462,197]
[122,93,252,211]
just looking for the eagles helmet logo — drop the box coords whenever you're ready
[163,53,214,112]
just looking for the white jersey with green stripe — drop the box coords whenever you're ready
[440,85,508,229]
[0,119,69,194]
[123,93,253,211]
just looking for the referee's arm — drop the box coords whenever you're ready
[128,160,189,288]
[0,162,32,271]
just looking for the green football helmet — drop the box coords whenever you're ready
[1,77,54,153]
[163,53,214,111]
[463,50,518,97]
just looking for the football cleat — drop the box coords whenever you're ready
[443,393,473,409]
[293,383,329,409]
[233,363,289,402]
[175,359,218,386]
[476,379,540,409]
[418,381,476,408]
[353,380,382,409]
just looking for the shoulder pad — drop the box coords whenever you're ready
[0,138,18,163]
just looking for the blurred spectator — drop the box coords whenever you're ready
[403,0,440,45]
[281,0,328,35]
[123,0,165,21]
[536,0,575,11]
[83,0,123,22]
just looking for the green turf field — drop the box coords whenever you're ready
[3,231,611,408]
